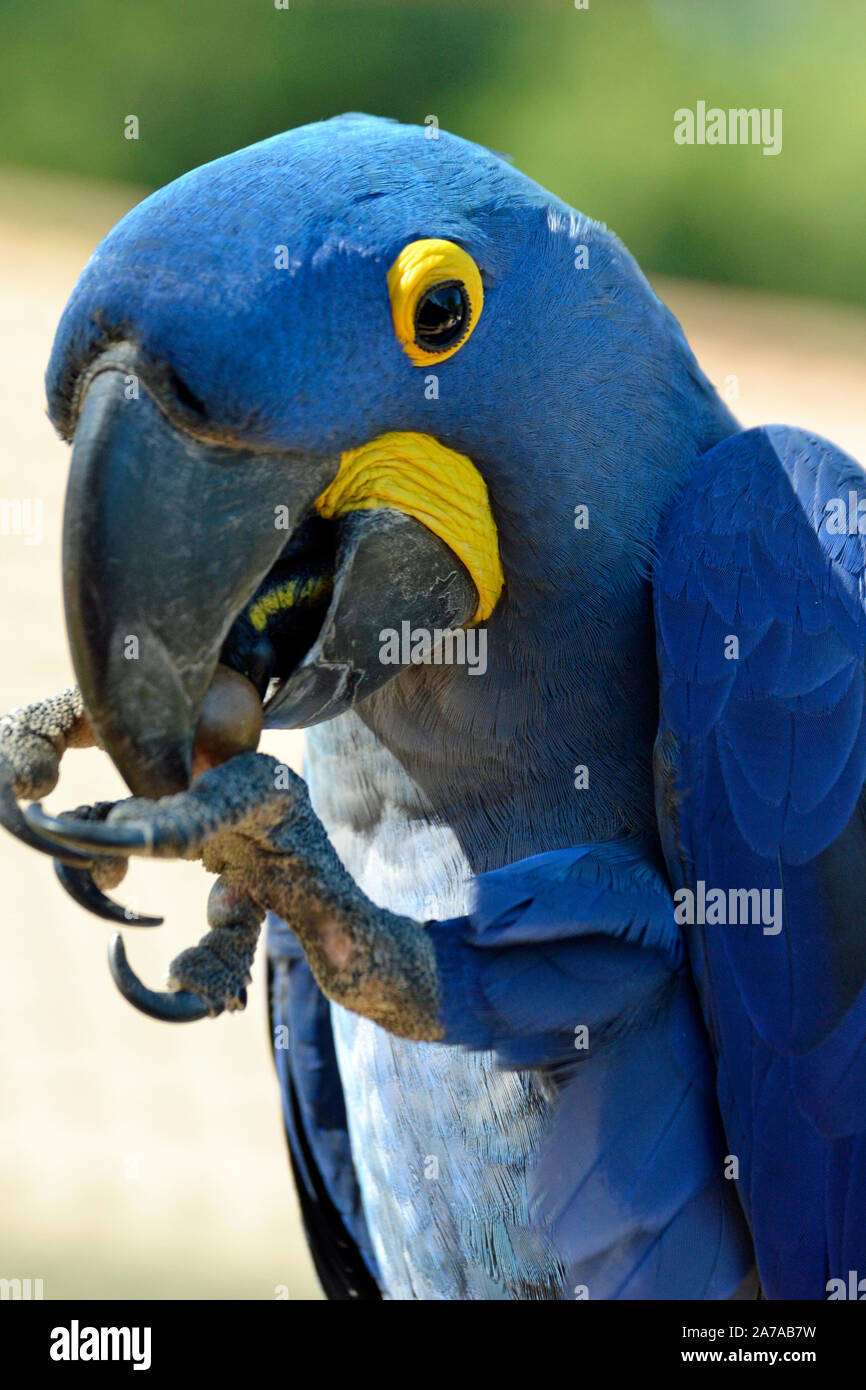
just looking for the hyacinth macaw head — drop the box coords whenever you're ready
[46,113,734,796]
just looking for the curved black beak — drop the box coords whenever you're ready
[38,347,491,1015]
[63,347,485,805]
[63,353,339,796]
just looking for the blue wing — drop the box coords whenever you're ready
[654,424,866,1299]
[430,839,755,1298]
[267,913,381,1298]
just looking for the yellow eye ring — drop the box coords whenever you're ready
[387,239,483,366]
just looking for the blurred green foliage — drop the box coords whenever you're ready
[0,0,863,303]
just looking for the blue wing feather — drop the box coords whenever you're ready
[430,838,754,1297]
[654,423,866,1298]
[267,913,381,1297]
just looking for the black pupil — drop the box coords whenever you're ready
[414,281,468,350]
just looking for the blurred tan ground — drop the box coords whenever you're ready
[0,167,864,1301]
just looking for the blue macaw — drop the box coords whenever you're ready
[1,115,864,1301]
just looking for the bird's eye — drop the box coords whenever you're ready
[388,239,483,366]
[414,282,469,351]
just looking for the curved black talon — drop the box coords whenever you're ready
[24,803,153,857]
[0,764,96,867]
[54,861,163,926]
[108,933,211,1023]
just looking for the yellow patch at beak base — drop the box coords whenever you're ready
[315,431,503,623]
